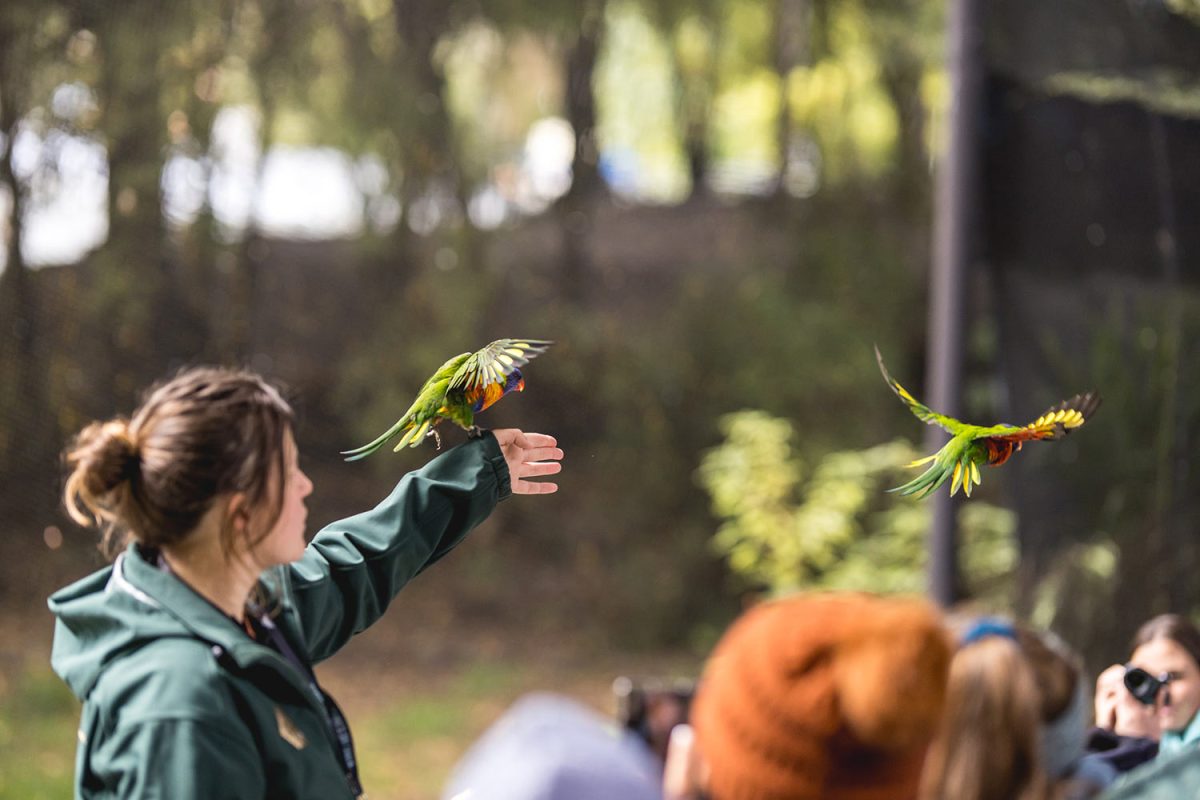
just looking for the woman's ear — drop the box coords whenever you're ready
[225,492,252,534]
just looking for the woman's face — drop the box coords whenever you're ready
[250,430,312,568]
[1130,637,1200,733]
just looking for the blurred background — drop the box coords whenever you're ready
[1,0,1198,796]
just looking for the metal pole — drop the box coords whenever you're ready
[926,0,983,607]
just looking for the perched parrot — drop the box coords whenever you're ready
[875,345,1100,499]
[341,338,552,461]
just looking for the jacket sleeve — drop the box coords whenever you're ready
[286,433,511,662]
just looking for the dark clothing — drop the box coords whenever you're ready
[1084,727,1160,775]
[49,435,510,799]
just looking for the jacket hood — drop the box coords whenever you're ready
[48,546,254,701]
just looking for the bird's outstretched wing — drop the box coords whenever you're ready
[982,392,1102,446]
[448,338,552,412]
[875,345,966,435]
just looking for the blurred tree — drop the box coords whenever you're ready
[561,0,608,204]
[221,0,322,360]
[0,0,71,503]
[858,0,941,204]
[65,0,223,407]
[393,0,464,224]
[162,7,234,362]
[557,0,607,302]
[480,0,610,298]
[770,0,811,197]
[645,0,720,196]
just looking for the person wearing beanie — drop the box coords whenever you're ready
[663,592,953,800]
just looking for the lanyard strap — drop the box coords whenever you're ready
[248,611,365,798]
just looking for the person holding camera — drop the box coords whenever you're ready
[1096,615,1200,799]
[1123,614,1200,757]
[1095,663,1161,742]
[1076,663,1160,785]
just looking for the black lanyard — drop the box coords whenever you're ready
[247,609,365,799]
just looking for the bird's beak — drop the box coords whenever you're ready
[516,378,526,392]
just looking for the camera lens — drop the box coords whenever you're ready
[1124,666,1163,706]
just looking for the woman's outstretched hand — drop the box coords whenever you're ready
[493,430,563,495]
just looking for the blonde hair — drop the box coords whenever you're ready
[63,366,293,560]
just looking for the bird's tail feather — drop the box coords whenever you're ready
[888,461,953,499]
[891,456,983,499]
[393,419,431,451]
[341,421,410,461]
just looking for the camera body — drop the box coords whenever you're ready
[613,676,695,762]
[1124,665,1171,706]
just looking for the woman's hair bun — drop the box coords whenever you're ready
[65,419,140,523]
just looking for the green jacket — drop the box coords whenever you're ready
[1158,706,1200,758]
[49,435,511,799]
[1101,743,1200,800]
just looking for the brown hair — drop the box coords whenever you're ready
[64,366,294,560]
[1016,627,1081,724]
[919,622,1080,800]
[1131,614,1200,670]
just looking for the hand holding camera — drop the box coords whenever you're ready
[1124,664,1173,706]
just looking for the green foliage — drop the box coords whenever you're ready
[698,409,1017,602]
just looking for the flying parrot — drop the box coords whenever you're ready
[875,345,1100,499]
[341,338,552,461]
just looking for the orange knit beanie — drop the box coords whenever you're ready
[691,593,953,800]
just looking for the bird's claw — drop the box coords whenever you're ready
[426,428,443,450]
[466,425,485,440]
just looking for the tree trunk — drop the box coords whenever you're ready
[556,0,607,303]
[673,6,718,198]
[0,19,53,504]
[0,118,49,488]
[83,2,186,403]
[393,0,461,222]
[563,0,606,203]
[878,45,929,205]
[772,0,810,197]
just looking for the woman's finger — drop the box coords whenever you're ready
[493,429,557,449]
[516,461,562,478]
[512,477,558,495]
[516,432,558,448]
[517,446,563,464]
